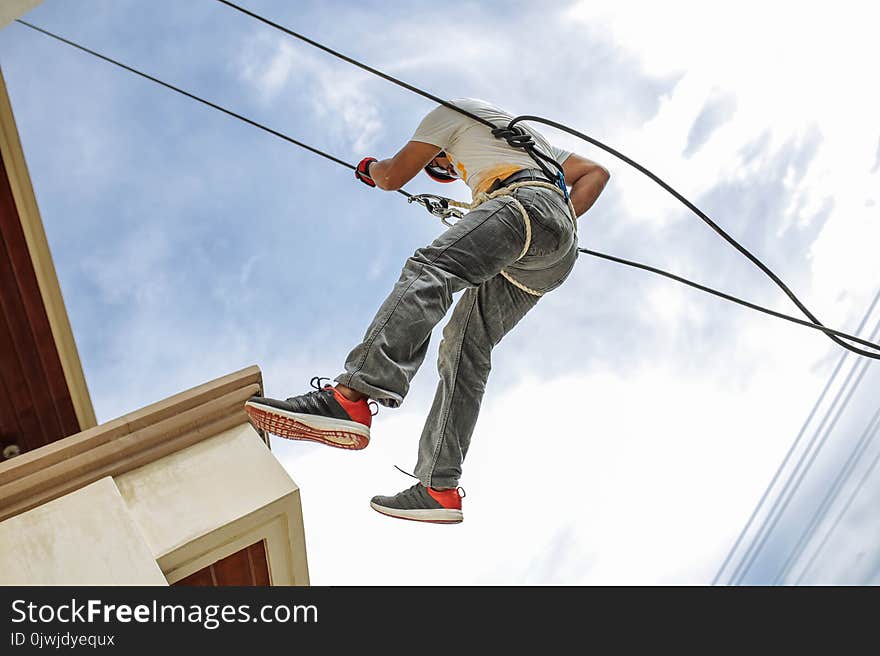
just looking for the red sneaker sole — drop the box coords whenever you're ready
[244,403,369,450]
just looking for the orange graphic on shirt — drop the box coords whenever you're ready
[474,164,524,195]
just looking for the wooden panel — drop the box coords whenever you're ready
[212,548,254,586]
[248,540,271,586]
[173,540,271,587]
[2,143,80,437]
[0,148,79,457]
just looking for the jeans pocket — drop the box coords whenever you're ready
[513,187,573,259]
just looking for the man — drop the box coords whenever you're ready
[245,98,610,523]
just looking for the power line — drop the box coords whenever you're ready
[727,317,880,584]
[775,402,880,583]
[729,341,876,583]
[793,409,880,584]
[710,290,880,584]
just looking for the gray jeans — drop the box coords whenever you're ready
[335,175,578,488]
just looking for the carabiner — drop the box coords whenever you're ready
[408,194,465,227]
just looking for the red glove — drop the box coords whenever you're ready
[356,157,377,187]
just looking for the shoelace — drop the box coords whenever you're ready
[309,375,378,416]
[309,375,332,391]
[393,465,466,498]
[394,464,418,480]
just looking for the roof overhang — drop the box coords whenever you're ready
[0,65,96,455]
[0,365,309,586]
[0,1,45,30]
[0,365,266,523]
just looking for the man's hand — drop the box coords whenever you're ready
[356,157,378,187]
[362,141,441,191]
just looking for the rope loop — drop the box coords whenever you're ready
[491,125,535,149]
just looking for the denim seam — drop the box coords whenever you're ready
[343,198,517,387]
[426,287,479,488]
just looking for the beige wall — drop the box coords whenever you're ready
[0,423,309,585]
[0,1,44,30]
[116,423,309,585]
[0,478,167,585]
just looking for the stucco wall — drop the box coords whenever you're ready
[116,423,309,585]
[0,477,167,585]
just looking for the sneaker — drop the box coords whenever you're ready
[370,483,464,523]
[244,377,374,450]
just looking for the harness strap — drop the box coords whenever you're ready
[448,180,578,297]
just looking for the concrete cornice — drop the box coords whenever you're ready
[0,365,264,522]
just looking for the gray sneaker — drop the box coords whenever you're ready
[370,483,464,524]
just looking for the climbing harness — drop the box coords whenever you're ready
[490,125,570,201]
[444,178,578,297]
[412,174,577,296]
[16,16,880,360]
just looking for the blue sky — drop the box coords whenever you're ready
[2,0,879,584]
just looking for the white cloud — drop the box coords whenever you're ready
[236,32,383,153]
[237,34,300,102]
[13,0,878,585]
[270,1,880,585]
[566,0,880,316]
[284,358,825,584]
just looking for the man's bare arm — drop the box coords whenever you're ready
[562,153,610,217]
[367,141,609,215]
[369,141,441,191]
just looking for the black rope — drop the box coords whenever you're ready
[14,20,415,202]
[17,18,880,357]
[215,0,568,192]
[214,0,496,129]
[515,116,880,359]
[211,1,880,359]
[580,249,880,351]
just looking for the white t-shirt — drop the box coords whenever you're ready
[410,97,571,196]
